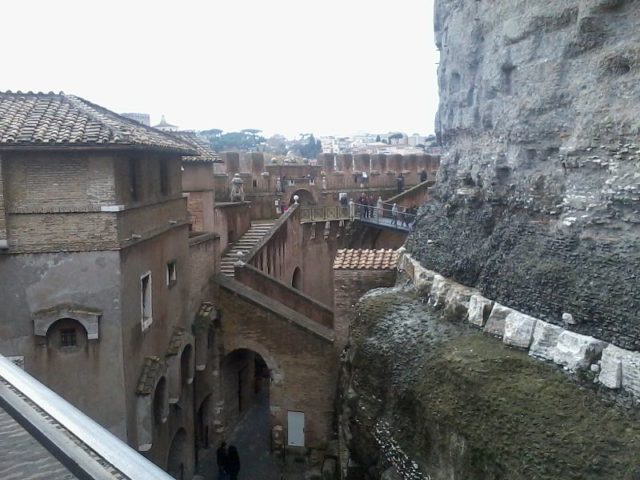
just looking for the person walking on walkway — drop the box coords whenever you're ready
[420,169,428,182]
[402,206,410,228]
[227,445,240,480]
[376,196,383,221]
[391,203,399,226]
[216,441,228,480]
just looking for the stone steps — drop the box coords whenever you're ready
[220,222,276,277]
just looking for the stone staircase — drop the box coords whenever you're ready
[220,221,275,277]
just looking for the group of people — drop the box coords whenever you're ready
[216,442,240,480]
[391,203,419,229]
[357,194,382,219]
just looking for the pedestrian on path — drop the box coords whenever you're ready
[216,441,228,480]
[391,203,398,226]
[227,445,240,480]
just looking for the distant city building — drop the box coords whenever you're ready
[121,112,151,126]
[153,115,179,131]
[408,134,427,146]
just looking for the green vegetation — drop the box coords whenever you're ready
[351,288,640,480]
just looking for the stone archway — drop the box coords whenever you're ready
[167,428,188,479]
[290,188,316,206]
[196,394,212,449]
[220,347,282,477]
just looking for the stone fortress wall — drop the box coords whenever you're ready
[399,251,640,401]
[213,152,440,218]
[409,0,640,351]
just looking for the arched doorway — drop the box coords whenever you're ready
[289,188,315,206]
[220,348,281,476]
[196,394,212,449]
[292,267,302,290]
[167,428,187,479]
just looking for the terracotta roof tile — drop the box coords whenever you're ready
[170,131,221,163]
[0,91,196,153]
[333,249,398,270]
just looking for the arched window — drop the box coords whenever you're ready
[180,345,193,387]
[46,318,88,351]
[153,377,168,425]
[292,267,302,290]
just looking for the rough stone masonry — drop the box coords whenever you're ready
[407,0,640,350]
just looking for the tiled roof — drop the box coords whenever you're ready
[0,91,196,153]
[170,131,221,162]
[333,249,398,270]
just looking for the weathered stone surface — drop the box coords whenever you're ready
[409,256,436,295]
[529,321,564,361]
[399,252,436,295]
[553,331,607,371]
[467,294,494,327]
[484,304,514,338]
[503,311,538,349]
[406,0,640,352]
[444,283,476,313]
[429,274,450,308]
[599,344,640,395]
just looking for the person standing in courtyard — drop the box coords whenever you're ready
[227,445,240,480]
[216,441,228,480]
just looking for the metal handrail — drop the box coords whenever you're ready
[352,203,417,227]
[0,355,175,480]
[299,203,417,228]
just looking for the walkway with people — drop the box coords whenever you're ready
[356,214,413,232]
[196,384,306,480]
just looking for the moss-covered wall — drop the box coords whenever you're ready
[341,287,640,480]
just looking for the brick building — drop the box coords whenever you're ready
[0,91,216,477]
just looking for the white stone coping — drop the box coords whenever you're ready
[397,251,640,401]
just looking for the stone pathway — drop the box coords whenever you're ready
[195,387,305,480]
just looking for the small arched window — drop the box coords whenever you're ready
[46,318,88,351]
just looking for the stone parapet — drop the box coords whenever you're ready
[398,251,640,403]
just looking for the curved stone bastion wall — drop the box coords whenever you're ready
[415,0,640,351]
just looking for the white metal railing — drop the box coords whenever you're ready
[0,355,175,479]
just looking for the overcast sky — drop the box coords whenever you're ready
[2,0,439,138]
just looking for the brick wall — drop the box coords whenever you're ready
[7,212,120,252]
[235,264,333,328]
[214,203,252,252]
[219,286,336,450]
[5,152,116,212]
[117,197,188,243]
[188,233,218,317]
